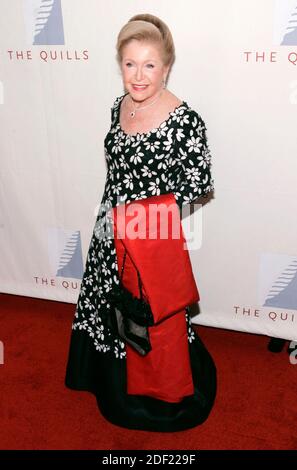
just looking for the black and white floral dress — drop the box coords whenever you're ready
[65,92,216,432]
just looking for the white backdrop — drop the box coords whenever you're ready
[1,0,297,341]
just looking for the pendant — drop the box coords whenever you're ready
[130,111,135,118]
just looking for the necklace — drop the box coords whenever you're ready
[129,90,164,118]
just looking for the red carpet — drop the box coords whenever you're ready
[0,293,296,450]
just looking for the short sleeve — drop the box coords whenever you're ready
[173,109,214,209]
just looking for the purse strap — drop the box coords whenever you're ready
[120,248,143,300]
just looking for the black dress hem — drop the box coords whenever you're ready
[65,328,217,433]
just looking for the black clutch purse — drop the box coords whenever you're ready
[106,249,154,356]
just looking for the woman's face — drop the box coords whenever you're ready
[121,39,169,103]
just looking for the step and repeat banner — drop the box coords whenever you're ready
[1,0,297,341]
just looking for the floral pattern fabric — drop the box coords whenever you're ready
[71,93,214,358]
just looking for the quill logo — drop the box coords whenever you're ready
[23,0,65,45]
[274,0,297,45]
[258,253,297,311]
[47,228,84,280]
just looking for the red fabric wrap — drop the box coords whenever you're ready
[112,193,199,402]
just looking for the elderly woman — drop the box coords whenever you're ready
[65,13,216,432]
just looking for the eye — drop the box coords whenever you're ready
[125,62,133,67]
[146,64,154,68]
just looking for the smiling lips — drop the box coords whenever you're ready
[132,85,148,91]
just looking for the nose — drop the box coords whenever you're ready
[135,66,144,82]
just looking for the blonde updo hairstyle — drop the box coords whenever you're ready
[116,13,175,83]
